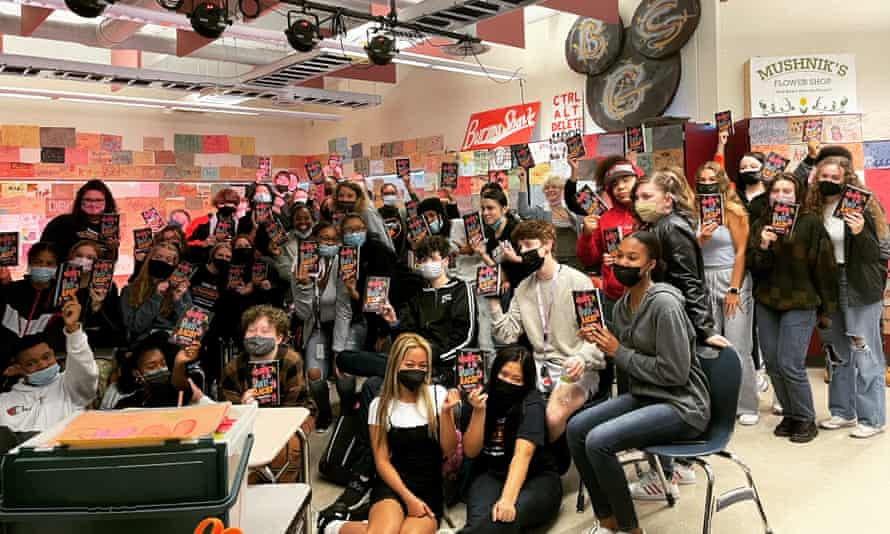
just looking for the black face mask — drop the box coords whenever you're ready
[218,206,236,218]
[521,248,545,272]
[337,200,356,213]
[148,259,175,279]
[818,181,843,197]
[397,369,426,392]
[232,248,253,265]
[212,258,231,272]
[275,184,289,194]
[612,264,644,287]
[697,183,720,195]
[738,171,761,186]
[489,378,525,414]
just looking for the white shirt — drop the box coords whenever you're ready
[824,201,845,264]
[368,384,447,428]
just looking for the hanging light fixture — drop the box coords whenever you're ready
[285,10,320,53]
[65,0,115,18]
[364,27,396,66]
[189,1,231,39]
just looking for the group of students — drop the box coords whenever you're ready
[0,130,886,534]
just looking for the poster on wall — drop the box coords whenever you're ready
[461,102,541,151]
[746,54,858,117]
[550,91,585,142]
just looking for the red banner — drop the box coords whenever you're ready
[461,102,541,151]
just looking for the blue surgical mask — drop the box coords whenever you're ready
[27,363,60,386]
[487,217,504,232]
[343,231,367,248]
[382,194,399,207]
[29,266,56,283]
[428,218,443,235]
[318,244,340,258]
[254,192,273,203]
[293,228,312,240]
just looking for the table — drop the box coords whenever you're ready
[242,484,312,534]
[248,407,311,484]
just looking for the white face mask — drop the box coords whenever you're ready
[70,256,94,272]
[417,260,443,280]
[382,194,399,207]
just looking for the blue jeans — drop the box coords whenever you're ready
[820,270,886,427]
[567,394,700,531]
[756,304,817,422]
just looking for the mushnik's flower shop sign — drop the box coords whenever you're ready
[746,54,857,117]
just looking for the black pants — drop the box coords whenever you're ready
[459,470,562,534]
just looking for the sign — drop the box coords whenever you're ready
[746,54,857,117]
[461,102,540,151]
[550,91,585,142]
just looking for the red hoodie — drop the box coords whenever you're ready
[576,202,637,301]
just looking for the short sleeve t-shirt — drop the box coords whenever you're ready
[478,392,558,478]
[368,385,448,428]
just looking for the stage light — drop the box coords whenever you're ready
[64,0,113,18]
[285,11,320,53]
[365,29,396,66]
[189,2,230,39]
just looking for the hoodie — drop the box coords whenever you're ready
[612,283,711,432]
[0,279,65,362]
[394,278,476,367]
[575,201,636,301]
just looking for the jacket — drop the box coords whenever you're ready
[0,327,98,432]
[0,279,65,362]
[575,203,636,301]
[120,284,192,342]
[76,284,126,351]
[649,213,718,341]
[221,345,314,413]
[394,278,476,366]
[292,256,351,349]
[613,283,711,432]
[40,214,101,261]
[834,208,888,306]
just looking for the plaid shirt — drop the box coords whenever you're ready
[221,345,315,414]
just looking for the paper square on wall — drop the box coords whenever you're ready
[100,134,123,152]
[0,146,20,163]
[143,137,165,151]
[2,125,40,148]
[174,134,202,153]
[229,136,256,155]
[39,127,76,148]
[369,159,384,176]
[202,135,229,154]
[76,133,101,151]
[18,148,41,163]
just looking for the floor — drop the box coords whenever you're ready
[304,370,890,533]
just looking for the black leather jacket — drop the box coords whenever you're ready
[842,209,888,307]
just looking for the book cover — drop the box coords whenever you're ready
[169,305,213,346]
[511,143,535,169]
[476,264,501,297]
[298,240,320,277]
[770,201,800,236]
[100,213,120,242]
[253,202,272,224]
[440,162,458,189]
[141,207,165,233]
[0,231,19,267]
[249,360,281,406]
[251,262,269,285]
[462,212,485,247]
[457,349,485,394]
[565,133,587,160]
[396,158,411,178]
[405,199,419,218]
[214,217,235,241]
[133,228,153,255]
[603,227,623,254]
[332,211,346,229]
[715,110,734,134]
[54,262,81,307]
[762,152,790,180]
[305,160,323,184]
[227,264,245,289]
[363,276,390,313]
[265,221,290,247]
[407,214,429,243]
[625,125,645,153]
[89,259,114,292]
[170,261,197,286]
[833,184,872,218]
[802,119,824,142]
[576,185,609,216]
[338,245,359,280]
[573,289,606,330]
[698,193,724,226]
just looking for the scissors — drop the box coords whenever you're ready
[194,517,243,534]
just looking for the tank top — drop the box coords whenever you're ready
[702,225,735,268]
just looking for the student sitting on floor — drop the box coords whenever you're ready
[0,300,99,433]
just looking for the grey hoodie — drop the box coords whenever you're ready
[612,282,711,432]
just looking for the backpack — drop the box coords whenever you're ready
[318,405,365,486]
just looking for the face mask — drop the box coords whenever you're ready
[27,363,59,387]
[428,218,443,235]
[382,194,399,207]
[318,244,340,258]
[276,184,289,194]
[142,367,170,385]
[738,170,761,186]
[612,264,644,287]
[521,248,545,272]
[212,258,231,272]
[418,260,443,280]
[343,231,367,248]
[635,200,662,223]
[397,369,426,392]
[293,228,312,240]
[819,181,843,197]
[696,183,720,195]
[254,193,273,203]
[70,257,94,272]
[489,378,525,414]
[218,206,236,218]
[29,266,56,283]
[244,336,277,356]
[232,248,253,265]
[337,200,356,213]
[770,194,795,206]
[148,259,175,279]
[487,217,504,232]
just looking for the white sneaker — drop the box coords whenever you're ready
[629,470,680,501]
[586,527,615,534]
[819,416,857,430]
[674,463,697,485]
[757,372,770,393]
[850,424,884,439]
[738,413,760,426]
[323,520,346,534]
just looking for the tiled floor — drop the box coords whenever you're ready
[304,370,890,533]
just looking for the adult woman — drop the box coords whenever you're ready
[460,346,562,534]
[748,174,838,443]
[0,243,64,355]
[333,181,394,252]
[518,172,582,270]
[41,179,118,261]
[571,232,710,534]
[807,158,888,438]
[330,333,459,534]
[695,162,759,425]
[120,242,191,343]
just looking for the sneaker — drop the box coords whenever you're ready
[850,424,885,439]
[586,528,616,534]
[757,371,770,393]
[818,415,857,430]
[789,420,819,443]
[673,463,697,485]
[321,520,346,534]
[773,417,794,437]
[738,413,760,426]
[629,470,679,501]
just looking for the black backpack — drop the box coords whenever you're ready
[318,405,365,486]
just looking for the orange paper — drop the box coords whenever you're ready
[76,133,101,150]
[143,136,165,151]
[1,125,40,148]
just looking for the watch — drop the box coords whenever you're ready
[728,287,740,295]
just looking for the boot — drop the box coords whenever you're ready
[309,378,333,432]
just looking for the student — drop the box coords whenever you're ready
[0,300,99,432]
[473,186,526,292]
[793,138,854,194]
[41,179,119,261]
[571,232,710,534]
[328,333,459,534]
[190,242,232,385]
[168,209,191,230]
[694,162,759,425]
[748,173,838,443]
[68,240,125,352]
[460,346,562,534]
[518,172,582,271]
[333,181,395,253]
[274,204,315,282]
[379,204,409,264]
[132,225,186,281]
[120,242,191,343]
[735,152,770,223]
[101,332,200,409]
[487,220,605,441]
[807,158,888,438]
[416,196,474,280]
[237,182,287,257]
[185,188,243,260]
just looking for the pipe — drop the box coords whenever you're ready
[95,0,158,48]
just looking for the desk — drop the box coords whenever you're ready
[248,407,310,484]
[242,484,312,534]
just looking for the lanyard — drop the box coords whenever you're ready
[18,289,43,337]
[534,265,560,344]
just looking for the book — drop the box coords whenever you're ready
[462,212,485,247]
[338,245,359,280]
[54,262,81,307]
[406,214,429,243]
[802,119,824,142]
[770,201,800,236]
[511,143,535,169]
[833,184,872,218]
[141,207,165,233]
[565,133,587,160]
[396,157,411,178]
[298,240,320,277]
[698,193,724,226]
[576,185,609,216]
[265,220,290,247]
[253,201,272,224]
[603,227,623,254]
[363,276,390,313]
[328,154,343,175]
[405,199,419,218]
[214,217,235,241]
[625,125,645,153]
[249,360,281,406]
[715,110,733,134]
[227,264,245,290]
[0,231,19,267]
[133,228,153,255]
[331,211,346,229]
[99,213,120,242]
[762,152,790,180]
[573,288,606,330]
[305,160,323,183]
[170,261,197,286]
[251,262,269,285]
[169,305,213,346]
[89,259,114,292]
[440,162,458,189]
[457,348,485,394]
[476,264,501,297]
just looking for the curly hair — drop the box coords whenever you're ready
[804,157,889,240]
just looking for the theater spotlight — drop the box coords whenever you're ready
[65,0,114,18]
[285,11,320,53]
[189,1,231,39]
[364,28,396,66]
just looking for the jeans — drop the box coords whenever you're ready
[820,270,887,427]
[305,322,355,422]
[567,394,700,531]
[756,304,817,422]
[459,470,562,534]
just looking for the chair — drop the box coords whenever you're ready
[640,346,773,534]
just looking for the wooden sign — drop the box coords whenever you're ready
[565,16,623,75]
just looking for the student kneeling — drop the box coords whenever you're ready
[569,232,710,534]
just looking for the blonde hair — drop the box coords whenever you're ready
[694,161,747,221]
[544,175,565,189]
[374,333,436,450]
[806,157,890,240]
[637,167,698,225]
[128,242,180,317]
